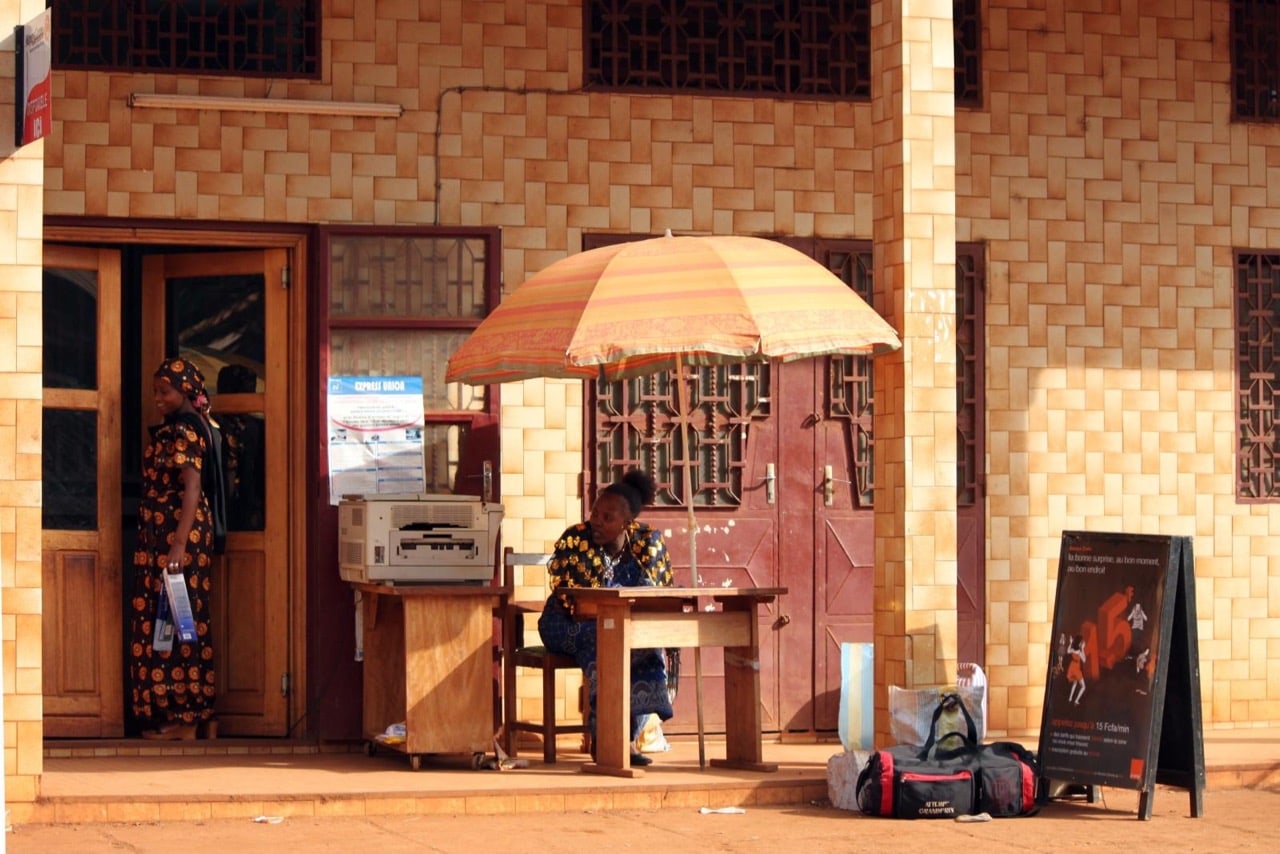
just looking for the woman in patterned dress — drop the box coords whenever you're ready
[127,357,218,740]
[538,468,674,766]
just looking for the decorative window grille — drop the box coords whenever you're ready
[954,0,983,107]
[956,245,985,506]
[588,239,985,510]
[824,246,876,506]
[51,0,319,78]
[1232,0,1280,120]
[584,0,981,105]
[589,237,874,509]
[595,363,770,508]
[1236,252,1280,499]
[586,0,871,98]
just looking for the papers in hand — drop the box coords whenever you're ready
[153,590,175,652]
[163,571,198,643]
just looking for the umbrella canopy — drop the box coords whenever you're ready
[446,232,902,581]
[444,233,901,385]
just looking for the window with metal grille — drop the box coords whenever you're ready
[1236,252,1280,499]
[322,227,502,496]
[584,0,982,105]
[595,361,772,509]
[824,245,877,506]
[954,0,982,108]
[1232,0,1280,120]
[51,0,319,78]
[956,245,985,506]
[587,237,984,510]
[586,235,876,509]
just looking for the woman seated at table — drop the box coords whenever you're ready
[538,468,674,766]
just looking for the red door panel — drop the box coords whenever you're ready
[807,357,876,734]
[775,360,819,732]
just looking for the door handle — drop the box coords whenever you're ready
[765,463,776,505]
[822,465,856,506]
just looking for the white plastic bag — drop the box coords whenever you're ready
[634,713,672,753]
[888,681,986,748]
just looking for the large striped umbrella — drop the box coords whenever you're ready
[444,232,901,385]
[446,231,901,567]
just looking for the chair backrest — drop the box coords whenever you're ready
[502,547,555,653]
[502,546,553,591]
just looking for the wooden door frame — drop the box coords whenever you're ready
[43,221,311,737]
[41,245,125,736]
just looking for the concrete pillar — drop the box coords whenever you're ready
[871,0,960,744]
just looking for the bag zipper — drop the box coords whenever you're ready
[901,770,973,782]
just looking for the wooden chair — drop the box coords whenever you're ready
[501,548,590,763]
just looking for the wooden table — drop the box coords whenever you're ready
[354,582,505,770]
[571,586,786,778]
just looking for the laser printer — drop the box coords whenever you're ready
[338,493,503,584]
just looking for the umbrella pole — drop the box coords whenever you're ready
[676,354,698,581]
[694,647,705,769]
[676,354,707,769]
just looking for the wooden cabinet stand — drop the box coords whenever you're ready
[355,583,502,770]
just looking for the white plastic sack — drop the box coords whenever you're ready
[827,749,872,812]
[634,713,672,753]
[888,682,986,749]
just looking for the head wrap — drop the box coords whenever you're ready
[155,357,209,412]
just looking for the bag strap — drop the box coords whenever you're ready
[919,691,979,758]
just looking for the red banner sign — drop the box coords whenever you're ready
[15,9,52,147]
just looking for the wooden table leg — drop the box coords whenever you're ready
[583,600,642,778]
[711,598,777,772]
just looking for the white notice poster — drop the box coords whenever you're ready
[327,376,427,504]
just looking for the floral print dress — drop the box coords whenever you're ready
[538,520,675,740]
[127,413,217,728]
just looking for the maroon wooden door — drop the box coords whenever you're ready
[617,355,875,737]
[585,235,985,737]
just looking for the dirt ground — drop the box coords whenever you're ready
[6,785,1274,854]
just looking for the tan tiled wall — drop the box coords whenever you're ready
[2,0,49,808]
[6,3,1280,805]
[969,1,1269,735]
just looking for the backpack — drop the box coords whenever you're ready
[200,417,229,554]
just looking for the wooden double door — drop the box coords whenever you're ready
[592,238,987,737]
[41,244,292,738]
[637,356,877,736]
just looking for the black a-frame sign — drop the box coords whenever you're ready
[1036,532,1204,820]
